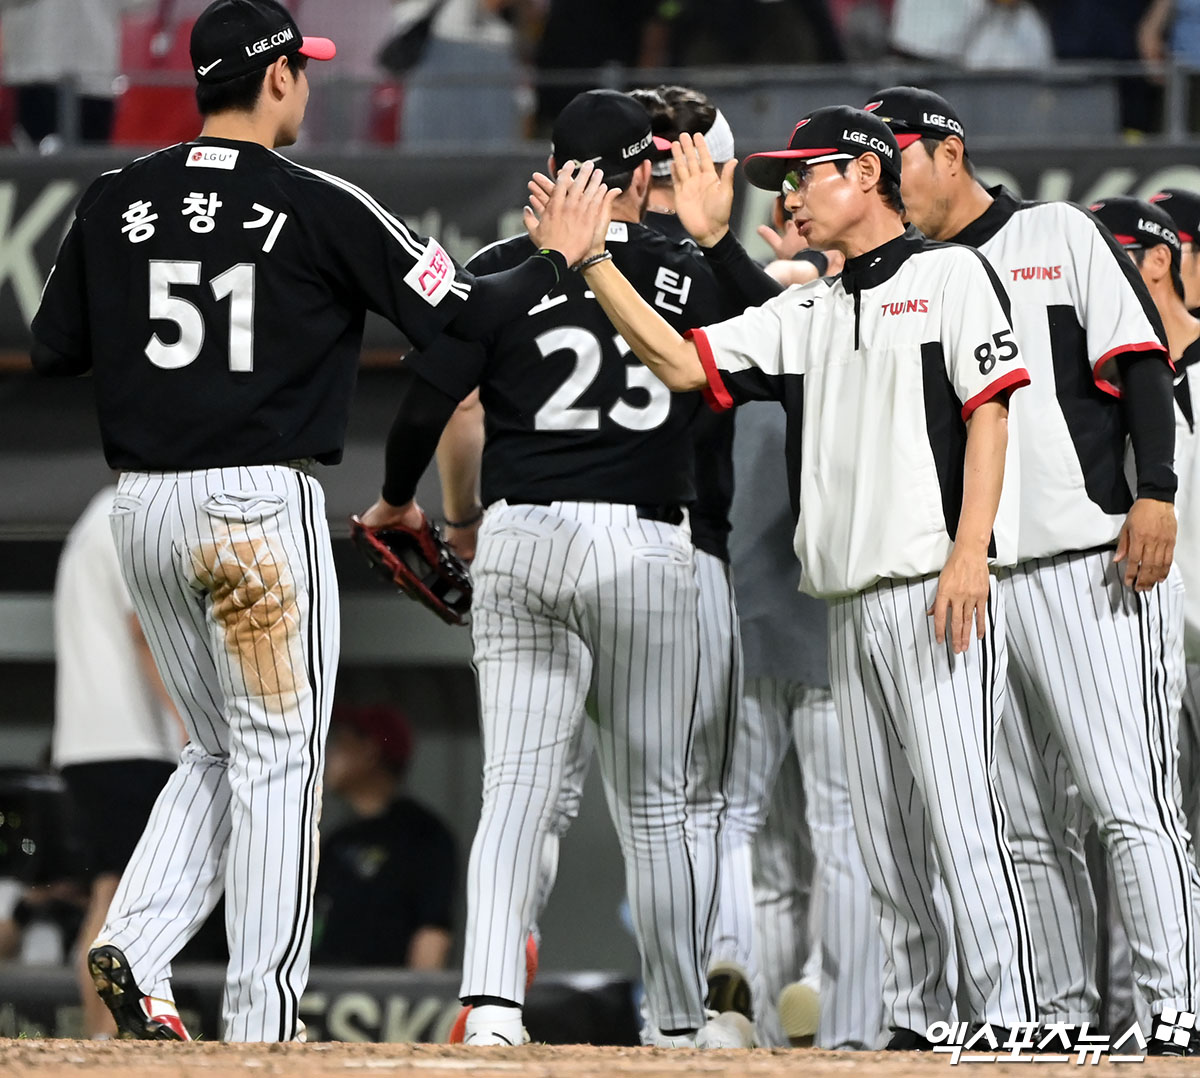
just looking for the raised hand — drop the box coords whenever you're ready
[671,131,738,248]
[523,161,619,268]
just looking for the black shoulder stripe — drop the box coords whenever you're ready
[1073,202,1169,350]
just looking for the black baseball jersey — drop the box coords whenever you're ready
[32,137,474,471]
[405,221,730,508]
[643,210,736,562]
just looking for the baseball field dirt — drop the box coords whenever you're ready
[0,1040,1191,1077]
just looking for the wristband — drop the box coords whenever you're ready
[445,506,484,528]
[533,249,569,284]
[575,250,613,272]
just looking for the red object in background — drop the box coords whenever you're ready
[369,81,402,146]
[111,6,201,147]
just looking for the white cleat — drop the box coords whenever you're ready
[778,980,820,1046]
[462,1004,530,1046]
[696,1010,757,1049]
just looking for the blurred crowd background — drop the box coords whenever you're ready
[0,0,1197,151]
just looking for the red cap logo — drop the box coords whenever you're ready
[863,100,883,112]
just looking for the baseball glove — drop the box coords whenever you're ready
[349,514,472,626]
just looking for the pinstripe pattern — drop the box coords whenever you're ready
[749,678,886,1049]
[1180,663,1200,868]
[831,575,1037,1030]
[689,551,740,993]
[995,553,1199,1021]
[752,720,812,1042]
[100,464,338,1041]
[462,501,707,1031]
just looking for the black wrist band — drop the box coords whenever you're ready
[445,506,484,528]
[534,249,569,284]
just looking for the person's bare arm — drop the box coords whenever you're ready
[436,389,485,563]
[407,926,453,970]
[525,174,706,390]
[928,400,1009,654]
[581,259,706,390]
[129,612,185,744]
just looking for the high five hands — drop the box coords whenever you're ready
[524,161,621,267]
[670,132,738,248]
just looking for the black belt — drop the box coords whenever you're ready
[521,500,685,526]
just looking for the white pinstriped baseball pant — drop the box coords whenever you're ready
[100,464,338,1042]
[461,501,712,1032]
[994,554,1197,1024]
[831,574,1038,1032]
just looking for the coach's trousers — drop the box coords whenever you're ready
[830,575,1037,1032]
[462,501,711,1033]
[102,465,338,1042]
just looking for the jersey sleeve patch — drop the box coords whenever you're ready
[961,366,1031,421]
[685,327,734,412]
[403,238,456,306]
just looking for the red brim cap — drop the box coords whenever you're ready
[743,148,840,191]
[652,135,672,151]
[299,36,336,61]
[894,132,923,150]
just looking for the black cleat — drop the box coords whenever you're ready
[705,962,754,1021]
[88,942,190,1041]
[885,1027,935,1051]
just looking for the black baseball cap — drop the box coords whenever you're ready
[191,0,335,85]
[863,86,966,151]
[1089,195,1185,298]
[551,90,671,178]
[743,104,901,192]
[1150,188,1200,245]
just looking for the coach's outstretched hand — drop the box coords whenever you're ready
[1115,497,1176,591]
[672,132,738,249]
[524,161,619,268]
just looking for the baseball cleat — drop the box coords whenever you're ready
[462,1004,529,1046]
[450,933,539,1044]
[778,979,820,1046]
[87,942,190,1041]
[696,1009,757,1048]
[885,1026,934,1051]
[705,961,753,1021]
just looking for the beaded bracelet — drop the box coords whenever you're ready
[575,250,613,272]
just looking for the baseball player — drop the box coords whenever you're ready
[1093,195,1200,884]
[30,0,604,1042]
[1152,188,1200,316]
[356,89,749,1048]
[547,103,1041,1033]
[730,398,885,1050]
[632,81,771,1031]
[867,85,1196,1053]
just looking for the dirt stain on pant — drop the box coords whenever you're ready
[192,529,303,710]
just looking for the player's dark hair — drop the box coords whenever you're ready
[834,157,906,216]
[631,84,721,189]
[195,51,308,116]
[920,135,975,177]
